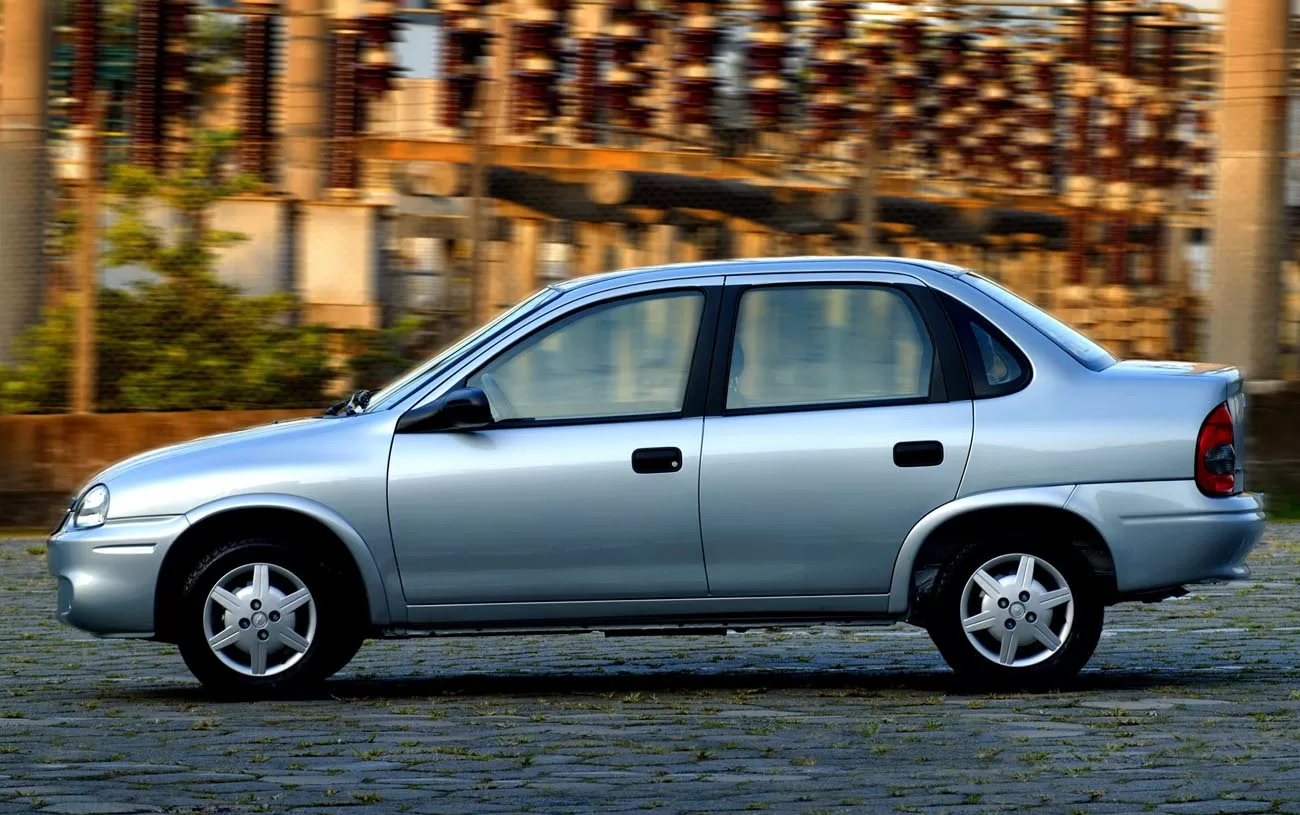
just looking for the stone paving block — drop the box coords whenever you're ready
[38,804,161,814]
[2,785,82,796]
[5,525,1300,813]
[1158,801,1276,814]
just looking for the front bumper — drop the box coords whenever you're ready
[46,515,190,637]
[1066,481,1265,595]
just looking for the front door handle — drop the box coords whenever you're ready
[893,441,944,468]
[632,447,683,474]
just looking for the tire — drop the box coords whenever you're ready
[175,536,365,695]
[925,536,1103,691]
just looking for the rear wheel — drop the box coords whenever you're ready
[926,538,1103,690]
[176,537,364,694]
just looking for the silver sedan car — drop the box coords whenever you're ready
[48,258,1265,693]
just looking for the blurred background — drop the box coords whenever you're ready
[1,0,1298,524]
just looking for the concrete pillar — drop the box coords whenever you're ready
[514,217,542,302]
[1045,251,1068,308]
[678,233,703,263]
[578,222,614,275]
[0,0,51,363]
[211,197,294,296]
[1208,0,1288,378]
[283,0,329,201]
[1162,198,1189,292]
[737,230,767,259]
[617,225,645,269]
[298,201,386,328]
[648,224,675,266]
[646,14,673,137]
[482,239,510,320]
[487,0,514,144]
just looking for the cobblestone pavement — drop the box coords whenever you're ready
[4,527,1300,815]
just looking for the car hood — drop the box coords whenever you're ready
[83,410,401,521]
[82,416,327,495]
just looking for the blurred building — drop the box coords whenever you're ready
[359,0,1227,364]
[4,0,1297,375]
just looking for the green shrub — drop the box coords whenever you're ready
[0,132,335,413]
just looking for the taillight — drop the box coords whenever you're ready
[1196,402,1237,496]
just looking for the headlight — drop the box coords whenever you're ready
[74,484,109,529]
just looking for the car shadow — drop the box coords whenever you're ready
[113,665,1253,704]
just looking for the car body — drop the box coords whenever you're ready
[48,257,1266,691]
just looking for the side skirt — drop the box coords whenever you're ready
[387,593,900,638]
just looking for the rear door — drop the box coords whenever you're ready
[698,272,973,596]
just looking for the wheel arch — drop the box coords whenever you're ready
[154,495,391,642]
[890,486,1117,618]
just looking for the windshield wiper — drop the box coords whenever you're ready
[323,389,372,417]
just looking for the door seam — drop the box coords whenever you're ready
[952,397,976,500]
[696,415,712,595]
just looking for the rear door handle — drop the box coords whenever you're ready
[893,441,944,468]
[632,447,683,474]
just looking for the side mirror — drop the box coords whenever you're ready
[396,387,494,433]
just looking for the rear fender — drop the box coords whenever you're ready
[888,485,1077,614]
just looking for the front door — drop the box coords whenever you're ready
[389,288,716,606]
[699,278,973,596]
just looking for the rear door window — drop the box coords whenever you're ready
[726,285,936,411]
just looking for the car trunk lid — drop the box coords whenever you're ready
[1102,360,1247,491]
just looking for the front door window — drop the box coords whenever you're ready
[468,291,704,422]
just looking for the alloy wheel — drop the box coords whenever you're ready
[201,562,317,677]
[958,553,1075,668]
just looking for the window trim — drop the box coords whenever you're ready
[703,281,969,418]
[436,286,722,430]
[936,291,1034,399]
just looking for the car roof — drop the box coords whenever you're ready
[551,256,970,294]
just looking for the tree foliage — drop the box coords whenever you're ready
[0,132,336,413]
[188,10,245,108]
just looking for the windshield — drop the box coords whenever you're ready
[364,288,561,411]
[961,274,1117,372]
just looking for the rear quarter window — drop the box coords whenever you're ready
[961,274,1116,372]
[939,293,1032,399]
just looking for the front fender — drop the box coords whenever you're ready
[185,493,396,626]
[887,485,1078,614]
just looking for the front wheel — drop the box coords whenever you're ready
[926,540,1103,690]
[176,538,364,694]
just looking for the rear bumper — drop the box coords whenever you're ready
[46,515,190,637]
[1065,481,1265,595]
